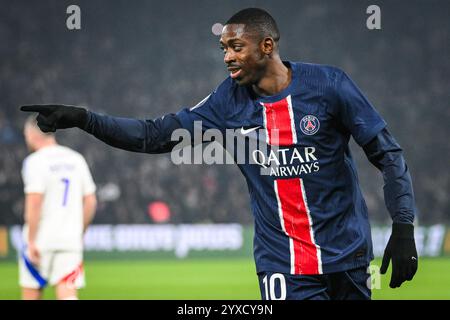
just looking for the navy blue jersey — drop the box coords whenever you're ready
[83,61,415,276]
[176,62,387,275]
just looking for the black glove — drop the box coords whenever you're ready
[380,223,418,288]
[20,104,88,133]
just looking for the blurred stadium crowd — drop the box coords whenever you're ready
[1,0,449,226]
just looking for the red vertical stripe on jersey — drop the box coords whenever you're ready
[276,178,319,274]
[262,98,294,146]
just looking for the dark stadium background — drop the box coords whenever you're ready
[1,0,448,226]
[0,0,449,300]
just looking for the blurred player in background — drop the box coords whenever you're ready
[20,116,97,300]
[21,8,418,299]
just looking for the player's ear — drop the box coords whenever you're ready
[261,37,274,56]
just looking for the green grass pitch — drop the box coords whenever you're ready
[0,258,449,300]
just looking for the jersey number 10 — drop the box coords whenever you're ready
[262,274,287,300]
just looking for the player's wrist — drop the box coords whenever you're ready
[71,106,88,129]
[27,240,37,250]
[391,222,414,239]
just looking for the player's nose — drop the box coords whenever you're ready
[223,50,235,65]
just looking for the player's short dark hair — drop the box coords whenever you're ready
[225,8,280,42]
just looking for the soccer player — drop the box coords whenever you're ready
[20,116,97,300]
[20,8,418,300]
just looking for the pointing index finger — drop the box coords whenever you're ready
[20,105,57,115]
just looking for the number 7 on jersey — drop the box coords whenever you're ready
[61,178,70,206]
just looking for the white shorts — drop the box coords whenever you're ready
[19,250,85,289]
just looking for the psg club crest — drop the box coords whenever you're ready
[300,115,320,135]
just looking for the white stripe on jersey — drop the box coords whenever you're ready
[190,94,211,111]
[286,95,298,144]
[300,179,323,274]
[274,180,295,275]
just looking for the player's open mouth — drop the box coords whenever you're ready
[229,68,242,79]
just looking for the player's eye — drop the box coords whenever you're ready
[233,46,242,52]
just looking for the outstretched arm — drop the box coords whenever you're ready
[20,105,183,154]
[84,111,182,153]
[362,128,418,288]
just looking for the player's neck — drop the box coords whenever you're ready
[252,60,291,97]
[35,139,57,151]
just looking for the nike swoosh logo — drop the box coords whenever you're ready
[240,126,261,135]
